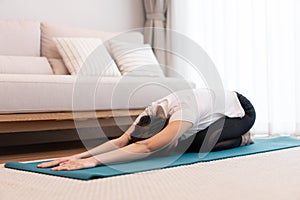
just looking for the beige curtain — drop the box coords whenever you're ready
[144,0,169,65]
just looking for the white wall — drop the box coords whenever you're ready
[0,0,145,31]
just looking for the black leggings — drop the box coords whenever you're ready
[177,92,256,153]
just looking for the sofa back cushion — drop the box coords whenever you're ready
[41,22,110,59]
[48,58,70,75]
[0,20,40,56]
[0,56,53,74]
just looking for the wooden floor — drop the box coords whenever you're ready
[0,141,93,164]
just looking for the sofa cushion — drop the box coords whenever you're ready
[48,58,70,75]
[0,56,52,74]
[53,37,121,76]
[0,20,40,56]
[110,41,165,77]
[41,22,109,59]
[41,22,144,74]
[0,74,195,113]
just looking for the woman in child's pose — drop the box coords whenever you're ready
[38,89,256,171]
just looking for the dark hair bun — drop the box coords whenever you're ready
[130,115,169,144]
[138,115,151,127]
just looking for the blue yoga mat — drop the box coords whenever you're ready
[5,137,300,180]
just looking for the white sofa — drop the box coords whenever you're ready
[0,20,194,114]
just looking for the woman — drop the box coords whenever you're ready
[38,89,256,171]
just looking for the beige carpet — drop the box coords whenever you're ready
[1,147,300,200]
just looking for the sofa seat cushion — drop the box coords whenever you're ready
[0,20,40,56]
[0,74,194,113]
[0,56,53,74]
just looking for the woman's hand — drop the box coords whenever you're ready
[37,156,80,168]
[51,157,99,171]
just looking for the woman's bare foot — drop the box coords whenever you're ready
[240,131,254,146]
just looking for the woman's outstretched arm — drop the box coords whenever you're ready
[37,125,135,168]
[50,121,192,171]
[74,125,135,158]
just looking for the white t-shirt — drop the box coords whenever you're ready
[134,89,245,141]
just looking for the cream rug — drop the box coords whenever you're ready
[1,147,300,200]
